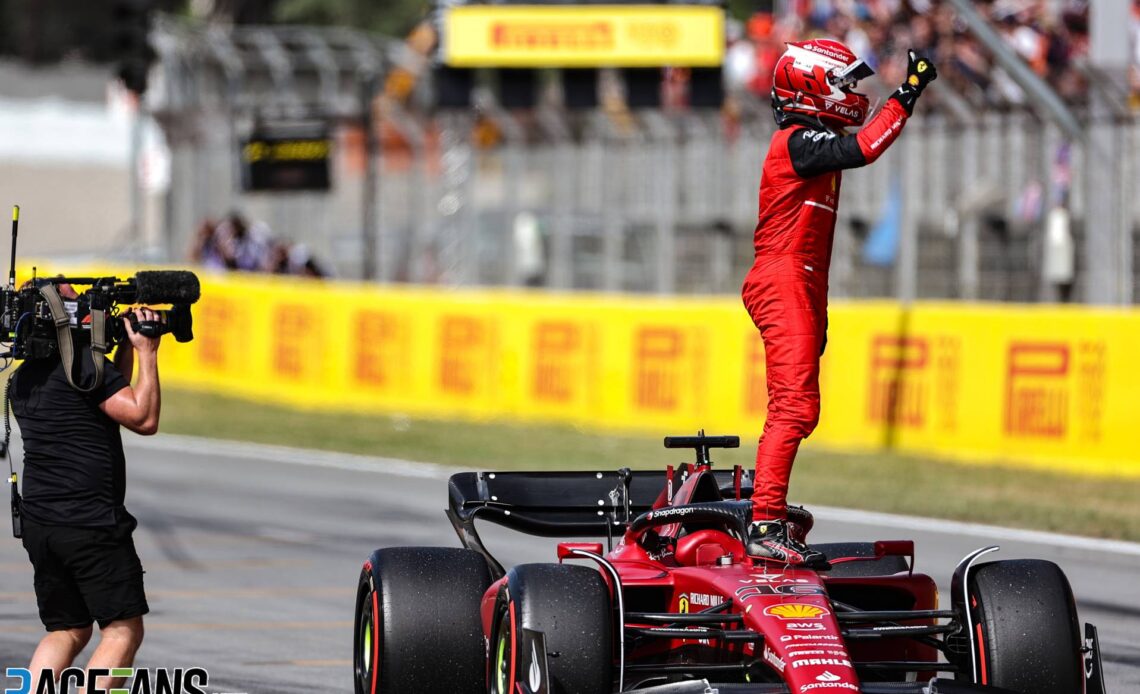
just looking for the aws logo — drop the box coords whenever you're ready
[763,603,829,620]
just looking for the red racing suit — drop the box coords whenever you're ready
[742,97,910,520]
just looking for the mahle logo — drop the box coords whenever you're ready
[5,667,211,694]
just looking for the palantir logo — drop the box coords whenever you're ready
[5,667,212,694]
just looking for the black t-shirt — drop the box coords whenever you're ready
[12,352,130,527]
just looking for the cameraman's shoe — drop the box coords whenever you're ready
[747,519,830,569]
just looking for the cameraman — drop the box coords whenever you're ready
[13,300,163,692]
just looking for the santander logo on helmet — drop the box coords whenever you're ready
[772,38,873,130]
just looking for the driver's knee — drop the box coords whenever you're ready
[768,397,820,439]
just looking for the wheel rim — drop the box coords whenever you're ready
[355,578,376,693]
[492,607,512,694]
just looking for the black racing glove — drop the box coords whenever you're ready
[892,50,937,116]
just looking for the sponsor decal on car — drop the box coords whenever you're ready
[782,634,841,642]
[817,671,842,682]
[736,585,827,601]
[763,604,830,620]
[791,658,853,670]
[785,647,851,657]
[786,621,827,632]
[800,684,858,692]
[645,507,695,521]
[677,592,723,613]
[528,640,543,693]
[763,645,786,673]
[739,575,811,584]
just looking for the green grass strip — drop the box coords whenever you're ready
[161,389,1140,542]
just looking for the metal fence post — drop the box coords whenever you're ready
[360,74,378,281]
[896,131,918,302]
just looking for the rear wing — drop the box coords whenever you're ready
[446,467,743,578]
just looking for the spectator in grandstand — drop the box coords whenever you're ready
[188,218,226,270]
[738,0,1106,107]
[741,40,937,567]
[214,212,273,272]
[269,240,327,278]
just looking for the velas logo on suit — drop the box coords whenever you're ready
[4,667,227,694]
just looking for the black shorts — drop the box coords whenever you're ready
[21,514,149,631]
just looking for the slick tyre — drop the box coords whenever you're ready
[489,563,613,694]
[810,542,909,577]
[353,547,491,694]
[966,559,1083,693]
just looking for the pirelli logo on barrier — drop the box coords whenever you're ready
[442,5,725,67]
[1005,343,1070,438]
[532,321,590,405]
[1004,340,1107,442]
[353,311,412,392]
[195,298,237,371]
[865,334,961,433]
[273,305,317,380]
[439,315,495,397]
[867,336,929,428]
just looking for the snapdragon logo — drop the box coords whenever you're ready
[5,668,215,694]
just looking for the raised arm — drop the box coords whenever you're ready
[788,50,937,178]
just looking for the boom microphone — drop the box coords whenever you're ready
[132,270,201,305]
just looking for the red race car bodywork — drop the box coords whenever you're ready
[356,433,1107,694]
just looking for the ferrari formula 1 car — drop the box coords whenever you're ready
[353,433,1107,694]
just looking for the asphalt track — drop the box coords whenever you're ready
[1,434,1138,694]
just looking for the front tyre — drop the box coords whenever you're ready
[489,563,613,694]
[353,547,491,694]
[967,559,1083,693]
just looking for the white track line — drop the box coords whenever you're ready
[126,433,1140,558]
[809,506,1140,558]
[123,432,456,480]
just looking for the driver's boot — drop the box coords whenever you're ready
[746,519,830,569]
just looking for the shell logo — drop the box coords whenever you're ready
[763,603,830,620]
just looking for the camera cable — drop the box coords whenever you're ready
[3,375,20,538]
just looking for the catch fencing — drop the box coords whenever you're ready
[150,23,1139,305]
[161,99,1140,304]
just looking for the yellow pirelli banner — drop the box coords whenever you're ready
[139,272,1140,478]
[442,5,725,67]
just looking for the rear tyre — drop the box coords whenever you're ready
[967,559,1083,693]
[810,542,909,577]
[353,547,491,694]
[489,563,613,694]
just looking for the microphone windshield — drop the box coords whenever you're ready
[133,271,201,305]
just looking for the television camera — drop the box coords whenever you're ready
[2,205,201,538]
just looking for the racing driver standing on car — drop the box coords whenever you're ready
[743,40,936,567]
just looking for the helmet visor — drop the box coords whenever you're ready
[829,59,874,91]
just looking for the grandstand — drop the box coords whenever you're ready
[0,0,1137,303]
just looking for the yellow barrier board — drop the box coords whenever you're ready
[442,5,725,67]
[135,273,1140,478]
[28,268,1140,477]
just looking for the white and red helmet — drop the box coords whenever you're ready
[772,39,875,129]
